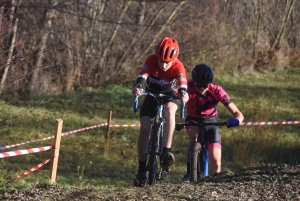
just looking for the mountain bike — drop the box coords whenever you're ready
[134,91,184,185]
[175,120,227,182]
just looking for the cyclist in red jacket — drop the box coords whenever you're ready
[132,37,189,187]
[182,63,244,182]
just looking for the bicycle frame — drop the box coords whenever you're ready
[176,120,227,182]
[147,98,164,184]
[134,92,184,185]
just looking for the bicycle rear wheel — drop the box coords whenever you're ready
[148,115,161,185]
[191,141,201,182]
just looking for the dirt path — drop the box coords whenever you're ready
[3,164,300,200]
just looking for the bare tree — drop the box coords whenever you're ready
[0,0,298,95]
[99,0,131,80]
[140,1,188,60]
[27,0,57,95]
[115,1,169,71]
[0,0,21,93]
[271,0,296,51]
[252,0,261,59]
[80,0,107,86]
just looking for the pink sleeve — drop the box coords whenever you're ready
[210,84,231,105]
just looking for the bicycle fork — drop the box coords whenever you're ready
[198,143,209,178]
[198,129,209,177]
[201,145,209,177]
[155,104,165,181]
[145,119,165,181]
[157,121,164,180]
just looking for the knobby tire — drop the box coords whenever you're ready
[191,141,201,182]
[148,115,161,185]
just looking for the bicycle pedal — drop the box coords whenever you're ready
[156,175,163,180]
[156,169,164,180]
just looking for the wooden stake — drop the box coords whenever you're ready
[49,119,63,183]
[105,111,112,157]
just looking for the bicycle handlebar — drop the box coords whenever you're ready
[175,121,228,131]
[133,92,185,119]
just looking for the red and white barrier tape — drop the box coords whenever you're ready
[61,123,108,136]
[0,146,53,158]
[0,123,108,150]
[241,121,299,126]
[0,121,299,151]
[0,136,55,151]
[108,121,300,127]
[11,154,58,182]
[109,123,140,127]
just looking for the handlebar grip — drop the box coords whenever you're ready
[134,96,139,113]
[181,101,185,119]
[133,84,143,113]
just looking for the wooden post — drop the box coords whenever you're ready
[49,119,63,183]
[104,111,112,157]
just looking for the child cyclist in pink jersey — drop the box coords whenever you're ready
[182,64,244,182]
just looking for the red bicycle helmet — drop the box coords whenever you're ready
[155,37,179,62]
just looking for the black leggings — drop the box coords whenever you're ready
[140,91,178,118]
[185,116,221,144]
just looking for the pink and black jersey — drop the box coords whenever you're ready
[186,80,232,117]
[135,55,187,93]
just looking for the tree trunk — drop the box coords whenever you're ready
[27,0,57,95]
[99,0,131,80]
[0,0,20,94]
[0,0,5,29]
[140,1,188,60]
[252,0,261,59]
[81,0,106,86]
[271,0,295,51]
[65,30,75,91]
[115,2,169,70]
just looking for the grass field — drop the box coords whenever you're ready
[0,67,299,191]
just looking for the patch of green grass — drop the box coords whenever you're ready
[0,68,300,191]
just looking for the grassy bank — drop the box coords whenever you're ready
[0,67,299,191]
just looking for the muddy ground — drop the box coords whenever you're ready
[2,164,300,200]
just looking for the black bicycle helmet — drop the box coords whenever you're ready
[191,64,214,84]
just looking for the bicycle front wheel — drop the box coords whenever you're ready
[191,141,201,182]
[148,116,161,185]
